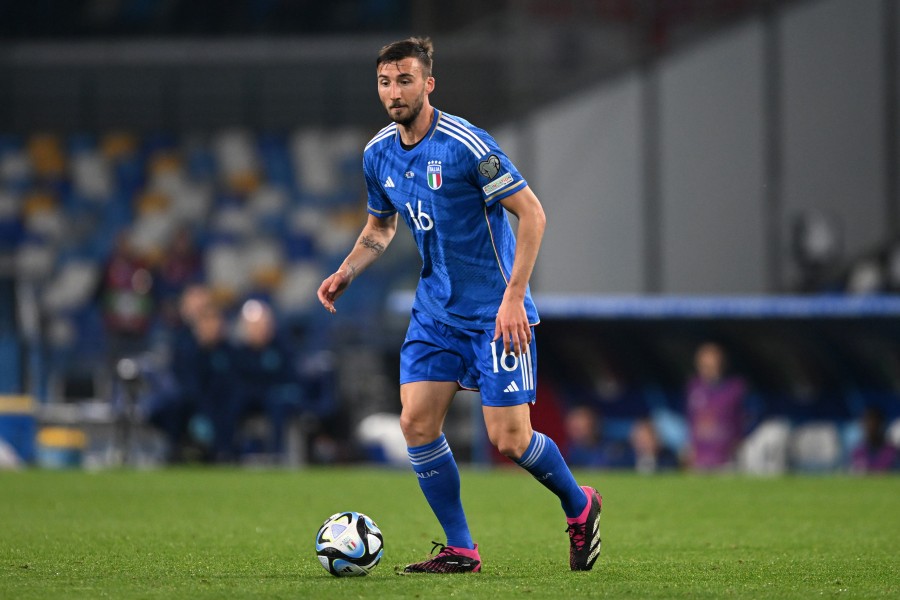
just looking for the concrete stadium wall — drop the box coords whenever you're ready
[529,0,892,295]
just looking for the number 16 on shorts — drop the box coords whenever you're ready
[490,338,535,393]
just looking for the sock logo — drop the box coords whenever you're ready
[537,471,553,481]
[416,469,440,479]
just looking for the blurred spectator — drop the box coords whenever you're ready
[629,418,679,474]
[226,299,303,462]
[156,227,203,327]
[685,341,748,471]
[159,284,216,461]
[563,405,631,469]
[850,408,899,473]
[136,285,229,463]
[188,298,235,462]
[130,352,188,464]
[96,232,157,365]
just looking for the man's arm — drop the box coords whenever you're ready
[317,212,399,314]
[495,185,546,355]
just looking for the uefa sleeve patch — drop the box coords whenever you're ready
[482,172,514,196]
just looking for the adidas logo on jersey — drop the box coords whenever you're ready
[384,176,395,188]
[503,381,520,393]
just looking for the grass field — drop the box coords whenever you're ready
[1,467,898,599]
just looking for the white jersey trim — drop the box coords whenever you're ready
[437,115,491,156]
[438,113,491,154]
[364,123,397,152]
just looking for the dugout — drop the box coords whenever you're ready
[533,295,900,463]
[382,292,900,468]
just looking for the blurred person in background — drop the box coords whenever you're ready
[96,232,157,366]
[186,297,234,462]
[120,285,217,464]
[850,407,899,473]
[629,418,679,474]
[168,283,212,380]
[227,299,303,462]
[159,284,216,461]
[563,405,631,469]
[317,36,601,574]
[156,227,203,327]
[685,341,748,471]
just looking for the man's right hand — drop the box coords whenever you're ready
[317,269,352,314]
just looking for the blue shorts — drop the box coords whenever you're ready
[399,308,537,407]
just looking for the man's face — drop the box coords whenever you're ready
[696,345,724,383]
[377,58,432,126]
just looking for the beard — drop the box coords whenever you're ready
[387,94,425,127]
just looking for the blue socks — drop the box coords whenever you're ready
[408,434,474,549]
[516,431,588,518]
[409,431,586,543]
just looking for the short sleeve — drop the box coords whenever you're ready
[364,153,397,217]
[468,132,527,207]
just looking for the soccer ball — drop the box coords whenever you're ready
[315,511,384,577]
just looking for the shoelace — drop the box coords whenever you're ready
[429,541,456,557]
[566,523,586,550]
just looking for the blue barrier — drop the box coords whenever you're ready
[533,294,900,319]
[388,292,900,320]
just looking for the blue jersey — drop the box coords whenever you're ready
[364,109,540,330]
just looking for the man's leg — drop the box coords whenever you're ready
[483,404,587,516]
[400,381,482,573]
[484,404,602,571]
[400,381,475,550]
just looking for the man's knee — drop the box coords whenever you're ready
[483,404,534,460]
[488,429,533,460]
[399,411,442,446]
[399,381,458,447]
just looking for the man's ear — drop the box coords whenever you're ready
[426,76,435,94]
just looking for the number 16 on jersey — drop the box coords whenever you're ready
[406,200,433,231]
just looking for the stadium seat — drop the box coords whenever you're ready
[291,129,335,198]
[205,243,251,299]
[100,132,138,161]
[0,191,23,249]
[248,184,289,237]
[41,259,101,315]
[70,150,114,204]
[789,422,842,472]
[0,149,32,193]
[134,189,171,216]
[738,418,791,475]
[15,241,57,282]
[244,236,286,291]
[214,129,262,195]
[257,133,295,189]
[129,212,178,261]
[273,261,323,316]
[27,134,66,181]
[210,204,255,240]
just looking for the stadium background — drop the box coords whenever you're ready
[0,0,898,470]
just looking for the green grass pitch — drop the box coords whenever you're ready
[1,467,898,599]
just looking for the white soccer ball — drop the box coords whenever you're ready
[315,511,384,577]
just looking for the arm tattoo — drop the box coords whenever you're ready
[360,235,386,256]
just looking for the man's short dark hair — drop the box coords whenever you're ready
[377,36,434,77]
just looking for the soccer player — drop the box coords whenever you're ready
[317,36,602,573]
